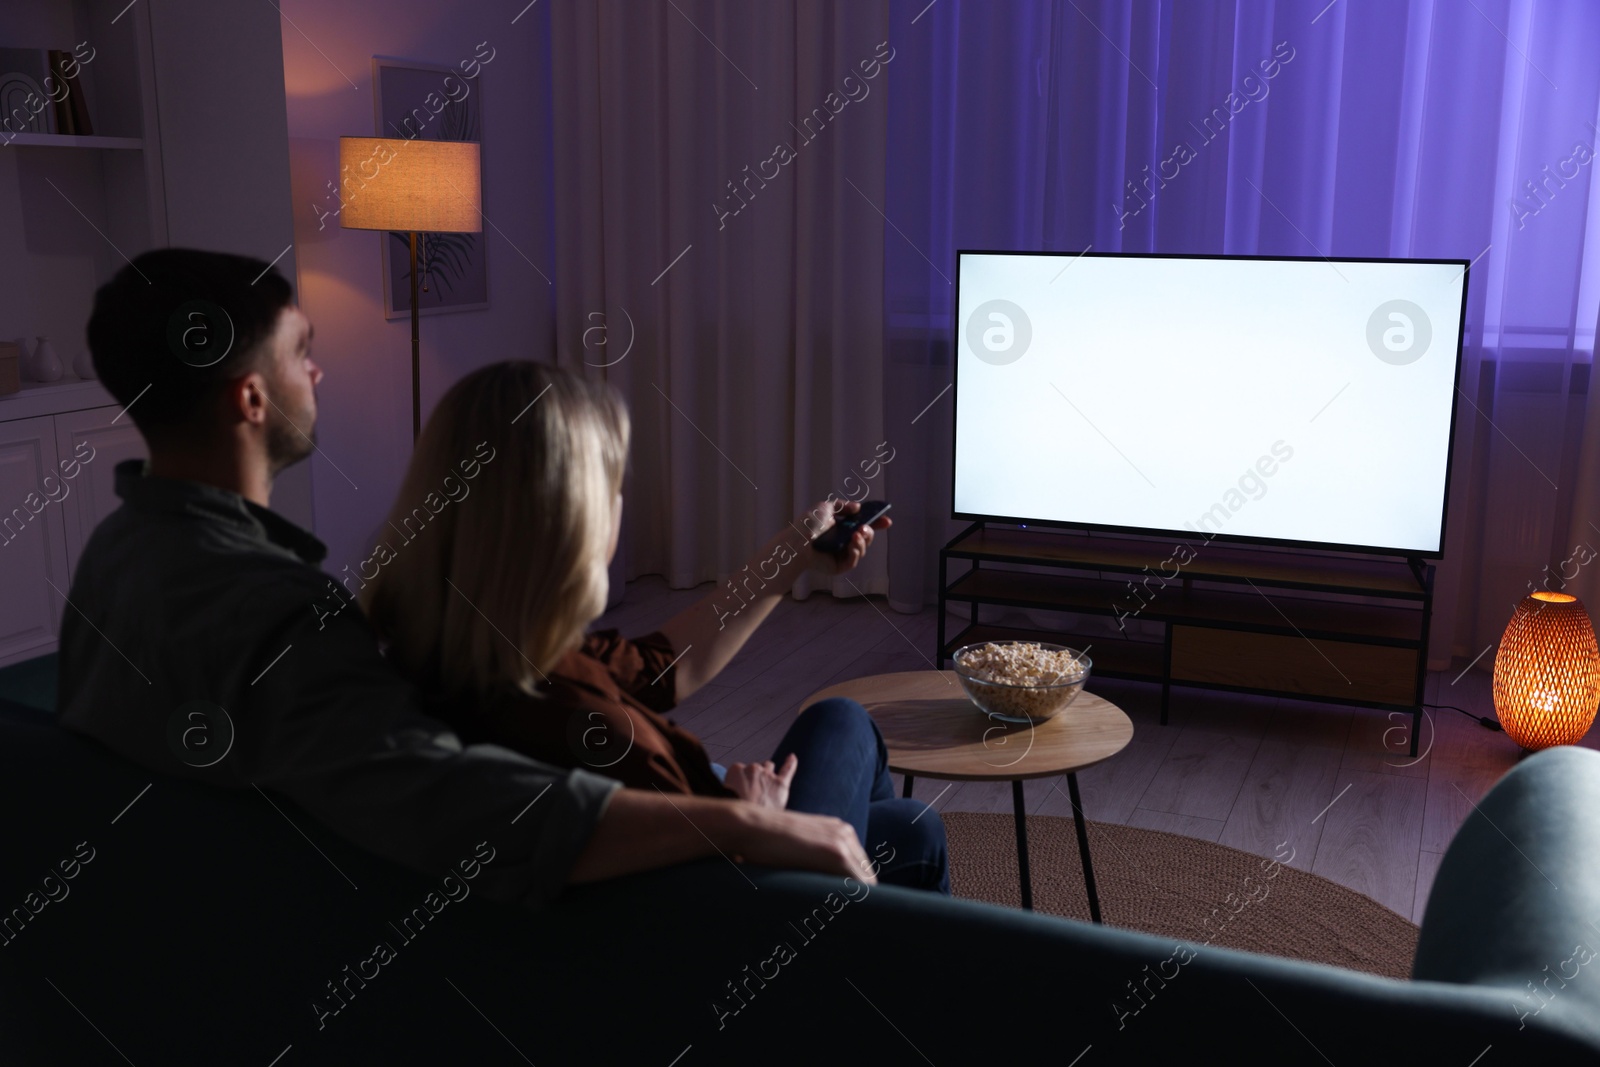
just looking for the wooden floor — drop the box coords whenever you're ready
[596,576,1599,925]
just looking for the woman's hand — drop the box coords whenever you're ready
[723,752,798,810]
[802,499,893,577]
[659,498,890,702]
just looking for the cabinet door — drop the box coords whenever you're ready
[0,416,72,666]
[54,406,148,575]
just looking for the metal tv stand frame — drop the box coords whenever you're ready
[937,524,1435,757]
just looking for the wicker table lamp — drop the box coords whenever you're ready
[1492,591,1600,750]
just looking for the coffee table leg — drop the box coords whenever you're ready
[1067,772,1103,924]
[1012,779,1033,911]
[902,774,915,799]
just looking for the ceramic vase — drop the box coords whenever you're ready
[31,337,63,383]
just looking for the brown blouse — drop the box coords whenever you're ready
[428,629,735,799]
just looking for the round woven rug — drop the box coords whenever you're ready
[944,812,1418,979]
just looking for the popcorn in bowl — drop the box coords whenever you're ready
[951,640,1091,722]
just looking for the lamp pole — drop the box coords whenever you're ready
[335,136,479,444]
[409,230,421,442]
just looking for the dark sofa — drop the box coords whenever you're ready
[3,681,1599,1064]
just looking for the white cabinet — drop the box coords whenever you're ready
[0,415,74,665]
[0,382,148,667]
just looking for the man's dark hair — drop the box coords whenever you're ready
[88,248,294,442]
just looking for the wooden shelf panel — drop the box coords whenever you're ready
[942,623,1164,680]
[0,379,118,421]
[1169,626,1419,706]
[946,568,1423,644]
[945,526,1425,598]
[2,133,143,149]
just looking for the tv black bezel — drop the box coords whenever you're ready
[949,249,1471,560]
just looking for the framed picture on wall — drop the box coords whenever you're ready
[372,56,489,319]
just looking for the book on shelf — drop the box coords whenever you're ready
[0,47,96,138]
[48,49,92,136]
[45,50,72,134]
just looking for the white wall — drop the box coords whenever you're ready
[277,0,556,576]
[148,0,313,528]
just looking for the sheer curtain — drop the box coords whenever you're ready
[880,0,1600,667]
[545,1,893,604]
[536,0,1600,665]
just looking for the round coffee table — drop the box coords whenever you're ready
[803,670,1134,921]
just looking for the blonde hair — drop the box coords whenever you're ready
[361,361,629,698]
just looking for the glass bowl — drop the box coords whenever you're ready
[950,641,1092,723]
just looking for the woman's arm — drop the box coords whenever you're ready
[657,500,891,701]
[567,787,875,884]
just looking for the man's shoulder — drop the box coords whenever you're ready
[80,501,328,592]
[69,503,361,670]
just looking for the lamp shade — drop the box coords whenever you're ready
[337,137,482,233]
[1492,591,1600,750]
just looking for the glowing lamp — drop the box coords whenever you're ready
[338,137,482,441]
[1492,591,1600,750]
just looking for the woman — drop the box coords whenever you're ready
[361,361,948,893]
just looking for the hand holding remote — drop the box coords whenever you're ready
[808,499,892,574]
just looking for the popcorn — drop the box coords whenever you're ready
[953,641,1089,721]
[956,641,1088,685]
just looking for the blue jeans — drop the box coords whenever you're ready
[713,697,950,894]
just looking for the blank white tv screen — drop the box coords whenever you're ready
[953,252,1467,556]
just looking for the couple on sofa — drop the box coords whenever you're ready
[39,246,1600,1062]
[57,247,947,903]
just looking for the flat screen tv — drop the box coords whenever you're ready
[952,251,1469,557]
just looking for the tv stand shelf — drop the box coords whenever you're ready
[936,524,1435,755]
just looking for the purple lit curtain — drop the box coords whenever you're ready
[879,0,1600,668]
[542,0,1600,669]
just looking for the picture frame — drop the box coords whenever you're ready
[372,56,489,320]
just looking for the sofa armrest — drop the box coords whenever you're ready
[1414,745,1600,1047]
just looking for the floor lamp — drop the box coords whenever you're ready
[338,137,482,441]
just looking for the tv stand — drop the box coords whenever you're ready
[936,524,1434,756]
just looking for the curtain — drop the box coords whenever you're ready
[880,0,1600,668]
[546,1,893,605]
[540,0,1600,669]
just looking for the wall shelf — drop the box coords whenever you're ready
[1,0,165,669]
[1,132,143,149]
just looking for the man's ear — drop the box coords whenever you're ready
[224,371,272,429]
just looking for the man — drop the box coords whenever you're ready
[57,247,874,907]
